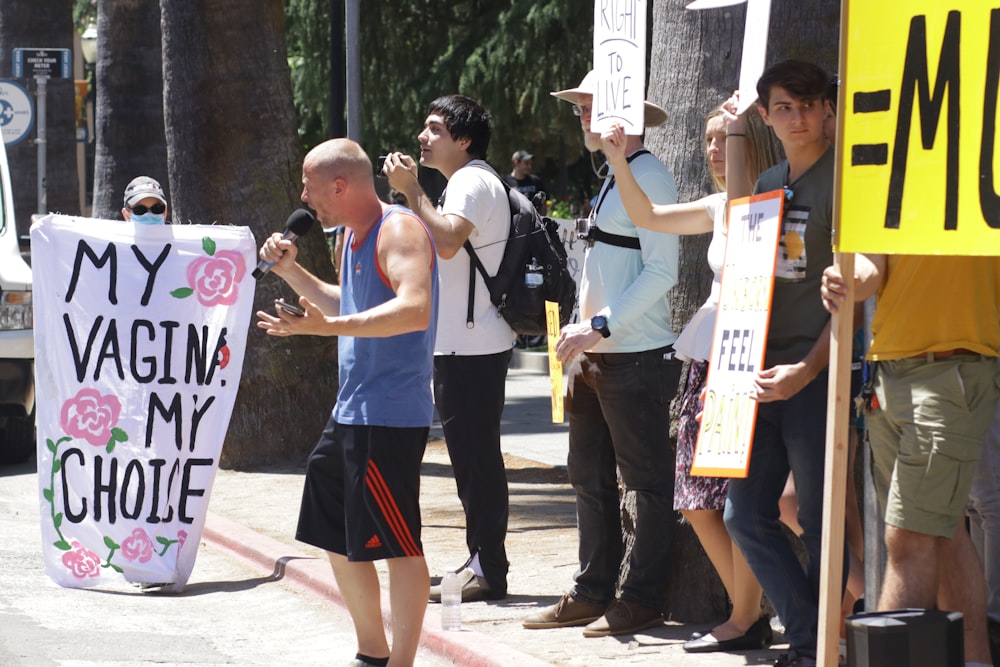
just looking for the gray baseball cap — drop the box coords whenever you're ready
[123,176,167,208]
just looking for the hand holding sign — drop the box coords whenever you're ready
[600,123,629,163]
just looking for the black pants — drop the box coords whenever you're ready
[433,349,512,590]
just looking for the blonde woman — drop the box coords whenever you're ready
[601,99,779,653]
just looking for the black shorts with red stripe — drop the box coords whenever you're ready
[296,417,427,561]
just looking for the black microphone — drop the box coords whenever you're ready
[252,208,316,279]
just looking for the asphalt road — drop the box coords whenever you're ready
[0,458,449,667]
[1,365,791,666]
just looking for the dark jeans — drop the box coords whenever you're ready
[566,346,681,609]
[433,349,512,590]
[724,371,844,660]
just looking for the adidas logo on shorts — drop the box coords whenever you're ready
[365,534,382,549]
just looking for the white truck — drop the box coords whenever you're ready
[0,138,34,464]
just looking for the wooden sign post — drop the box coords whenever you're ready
[817,253,854,667]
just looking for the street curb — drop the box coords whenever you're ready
[202,511,555,667]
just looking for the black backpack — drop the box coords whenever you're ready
[463,166,577,336]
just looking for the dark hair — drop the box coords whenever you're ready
[427,94,492,160]
[756,60,830,110]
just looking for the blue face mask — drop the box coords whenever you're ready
[131,212,166,225]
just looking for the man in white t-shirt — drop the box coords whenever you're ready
[386,95,515,602]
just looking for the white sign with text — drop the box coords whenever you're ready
[593,0,648,134]
[31,215,256,590]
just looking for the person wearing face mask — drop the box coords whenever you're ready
[122,176,169,225]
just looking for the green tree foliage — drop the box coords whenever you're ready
[361,2,592,183]
[73,0,96,30]
[286,0,331,149]
[282,1,595,201]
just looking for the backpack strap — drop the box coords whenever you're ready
[460,162,511,329]
[464,239,492,329]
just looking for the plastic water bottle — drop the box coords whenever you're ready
[440,569,465,631]
[525,257,543,288]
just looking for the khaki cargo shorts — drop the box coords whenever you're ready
[868,354,1000,538]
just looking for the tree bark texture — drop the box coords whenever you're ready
[616,0,842,623]
[160,0,338,467]
[0,0,81,237]
[91,0,170,220]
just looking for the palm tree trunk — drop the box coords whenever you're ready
[160,0,339,467]
[91,0,169,220]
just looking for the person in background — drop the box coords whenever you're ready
[504,149,547,214]
[969,404,1000,664]
[256,138,438,667]
[121,176,168,225]
[600,97,780,653]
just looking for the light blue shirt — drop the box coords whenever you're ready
[580,150,679,353]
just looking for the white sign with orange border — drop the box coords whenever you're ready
[692,190,783,478]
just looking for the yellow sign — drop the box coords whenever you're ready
[838,1,1000,255]
[545,301,564,424]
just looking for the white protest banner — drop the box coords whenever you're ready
[30,215,256,590]
[593,0,648,134]
[686,0,772,114]
[691,190,782,477]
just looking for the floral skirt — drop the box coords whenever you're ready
[674,360,729,511]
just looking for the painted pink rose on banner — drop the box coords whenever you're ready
[177,530,188,550]
[60,388,122,447]
[171,237,246,308]
[121,528,154,563]
[62,541,101,579]
[185,248,246,307]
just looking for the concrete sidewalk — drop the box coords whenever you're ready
[203,358,790,666]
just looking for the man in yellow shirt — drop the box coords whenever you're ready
[822,254,1000,667]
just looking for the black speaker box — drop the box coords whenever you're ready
[846,608,964,667]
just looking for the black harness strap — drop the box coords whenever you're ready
[588,148,651,251]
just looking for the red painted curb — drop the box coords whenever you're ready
[203,511,554,667]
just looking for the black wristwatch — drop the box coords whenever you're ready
[590,315,611,338]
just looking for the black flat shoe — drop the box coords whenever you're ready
[682,615,772,653]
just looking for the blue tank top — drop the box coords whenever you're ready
[334,206,438,427]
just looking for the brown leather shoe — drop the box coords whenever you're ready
[522,594,607,629]
[582,598,663,637]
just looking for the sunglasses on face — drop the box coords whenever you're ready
[130,203,166,215]
[572,104,592,117]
